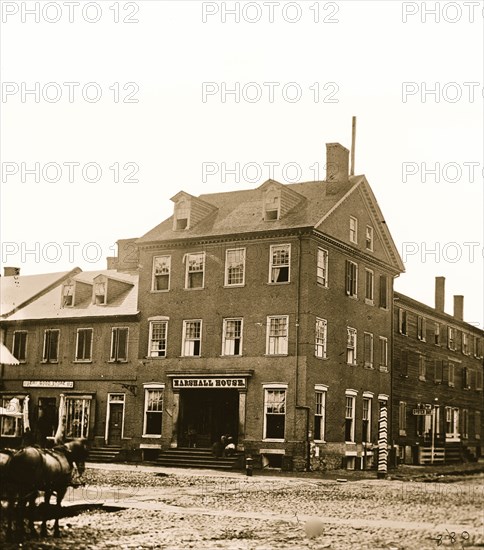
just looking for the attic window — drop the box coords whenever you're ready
[174,200,189,230]
[94,281,106,305]
[264,193,280,221]
[62,282,74,307]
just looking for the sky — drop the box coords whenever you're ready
[1,0,483,327]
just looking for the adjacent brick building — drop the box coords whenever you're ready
[393,279,483,464]
[0,265,140,452]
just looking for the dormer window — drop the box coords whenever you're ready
[62,282,74,307]
[264,192,280,221]
[94,281,106,305]
[174,199,189,230]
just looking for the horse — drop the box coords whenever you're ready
[6,438,88,539]
[1,448,38,540]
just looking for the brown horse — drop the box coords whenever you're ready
[6,439,88,539]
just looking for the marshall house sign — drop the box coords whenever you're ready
[172,378,246,389]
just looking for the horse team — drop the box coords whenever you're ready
[0,438,88,541]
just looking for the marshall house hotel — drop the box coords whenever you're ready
[1,139,482,470]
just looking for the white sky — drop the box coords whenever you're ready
[1,0,483,327]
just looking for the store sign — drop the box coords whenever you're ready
[23,380,74,388]
[413,408,432,416]
[172,378,246,389]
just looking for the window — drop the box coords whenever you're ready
[314,387,327,442]
[225,249,245,286]
[434,359,443,383]
[345,392,357,442]
[379,337,388,371]
[345,260,358,297]
[349,216,358,243]
[269,244,290,283]
[400,350,409,377]
[417,316,427,341]
[315,318,327,359]
[462,409,469,439]
[174,199,189,230]
[149,321,168,358]
[434,323,440,345]
[264,387,286,440]
[185,253,205,289]
[365,226,374,251]
[222,318,243,356]
[62,282,74,307]
[182,320,202,357]
[264,192,280,221]
[476,411,481,439]
[75,328,93,362]
[398,308,407,335]
[447,326,456,350]
[152,256,171,291]
[346,327,357,365]
[317,248,328,287]
[476,369,483,391]
[143,387,164,436]
[13,331,27,362]
[474,337,483,359]
[379,275,388,308]
[448,362,455,387]
[363,332,373,368]
[94,281,106,305]
[42,329,59,363]
[462,333,470,355]
[418,355,426,381]
[0,397,24,437]
[462,367,470,389]
[362,396,372,443]
[365,269,374,303]
[110,327,128,362]
[399,401,407,435]
[267,316,289,355]
[65,396,91,438]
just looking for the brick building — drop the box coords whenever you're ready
[0,265,140,453]
[393,278,484,464]
[134,142,404,470]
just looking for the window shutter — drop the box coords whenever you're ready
[379,275,387,308]
[345,261,351,295]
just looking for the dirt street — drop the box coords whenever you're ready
[1,464,483,549]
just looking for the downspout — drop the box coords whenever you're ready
[294,232,310,471]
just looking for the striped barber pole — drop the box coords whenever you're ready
[377,402,388,478]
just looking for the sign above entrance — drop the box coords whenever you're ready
[173,377,246,389]
[23,381,74,388]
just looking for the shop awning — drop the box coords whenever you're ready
[0,343,19,365]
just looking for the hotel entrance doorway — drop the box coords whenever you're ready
[178,389,238,448]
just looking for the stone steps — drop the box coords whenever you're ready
[155,447,242,470]
[88,446,122,463]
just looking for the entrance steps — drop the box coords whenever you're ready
[88,445,122,463]
[155,447,242,470]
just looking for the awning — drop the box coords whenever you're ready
[0,343,20,365]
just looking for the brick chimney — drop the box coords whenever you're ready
[325,143,349,189]
[453,295,464,321]
[435,276,445,312]
[3,267,20,276]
